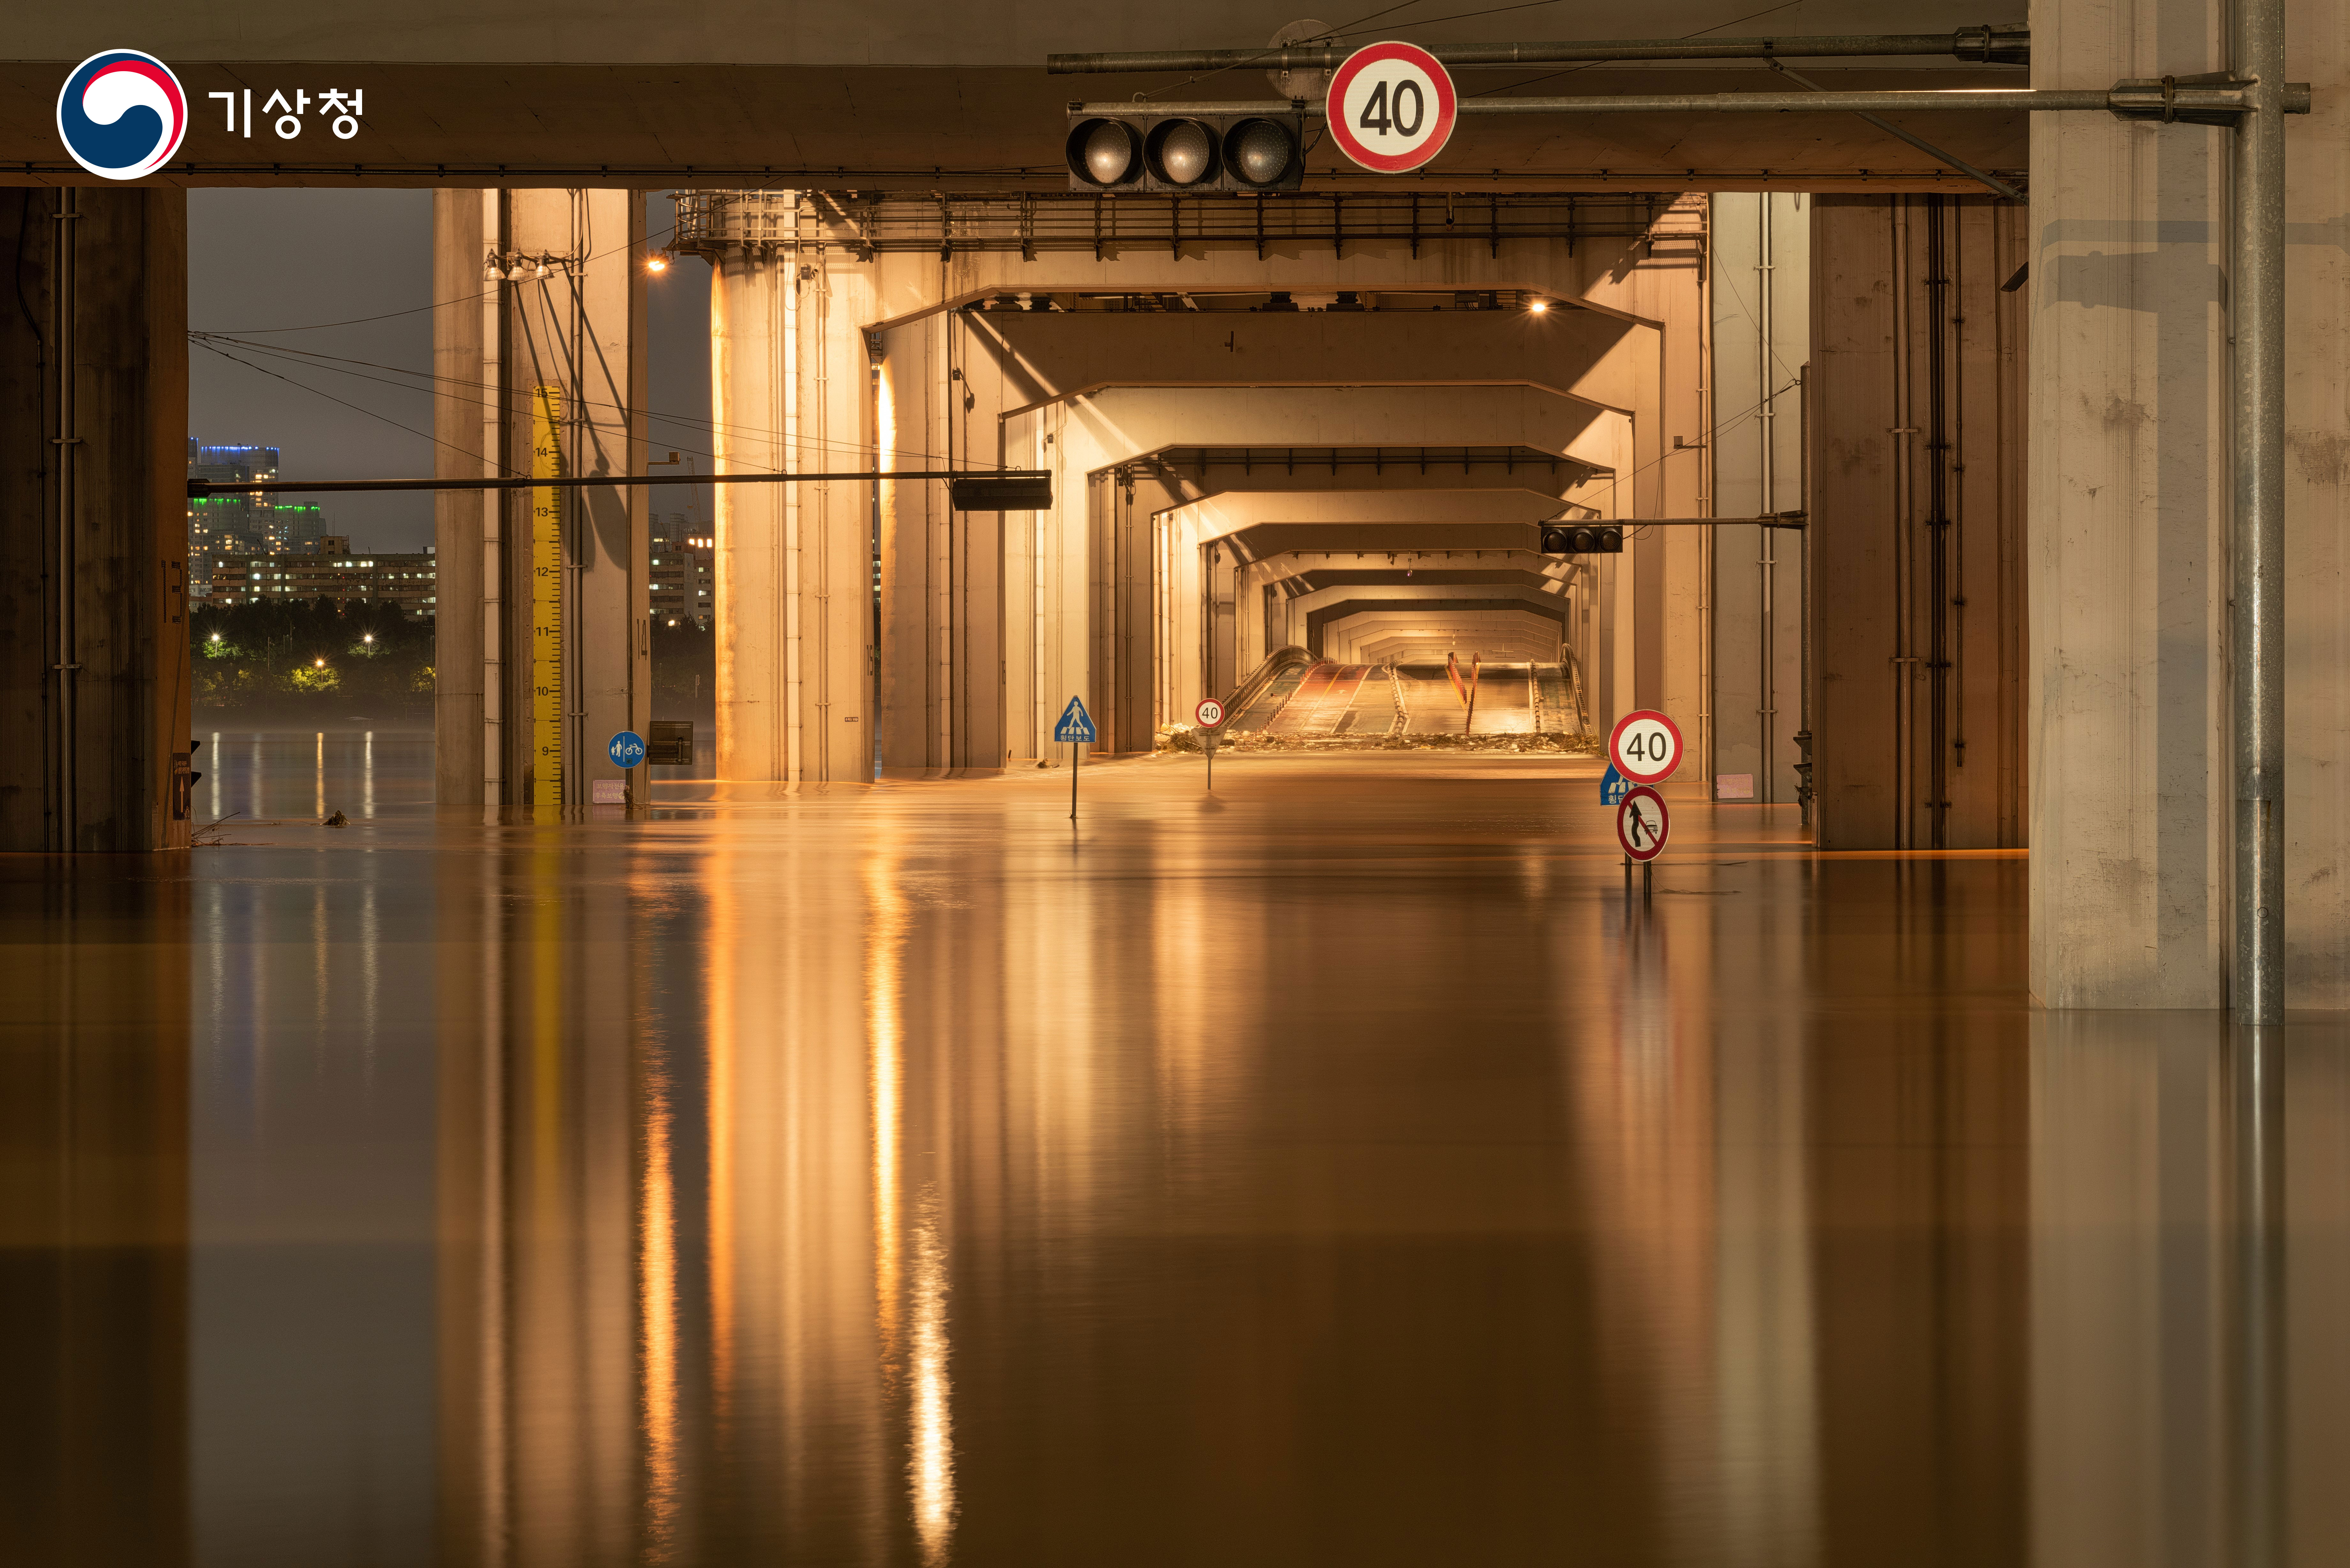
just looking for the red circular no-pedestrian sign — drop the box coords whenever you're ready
[1327,41,1457,174]
[1617,785,1672,862]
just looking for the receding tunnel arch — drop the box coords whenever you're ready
[1303,597,1568,659]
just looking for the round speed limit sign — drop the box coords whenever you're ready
[1195,697,1226,729]
[1609,709,1683,784]
[1327,41,1457,174]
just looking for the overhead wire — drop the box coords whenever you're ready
[190,335,520,476]
[187,329,989,469]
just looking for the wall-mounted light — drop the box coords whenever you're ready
[647,254,670,274]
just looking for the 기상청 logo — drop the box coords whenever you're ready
[57,50,186,180]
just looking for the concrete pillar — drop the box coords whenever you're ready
[876,310,1010,773]
[1710,193,1812,803]
[1813,194,2028,852]
[2030,1,2234,1003]
[705,199,875,784]
[0,188,191,852]
[711,201,796,781]
[431,189,494,809]
[434,189,649,809]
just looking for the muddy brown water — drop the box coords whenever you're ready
[6,738,2347,1565]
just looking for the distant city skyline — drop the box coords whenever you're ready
[188,190,711,556]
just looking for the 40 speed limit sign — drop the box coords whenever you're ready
[1327,41,1457,174]
[1609,708,1684,785]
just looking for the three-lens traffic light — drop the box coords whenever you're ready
[1066,113,1307,193]
[1540,524,1624,555]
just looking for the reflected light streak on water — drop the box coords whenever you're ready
[641,1045,682,1557]
[908,1191,955,1566]
[867,851,905,1367]
[705,862,738,1418]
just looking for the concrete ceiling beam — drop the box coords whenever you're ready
[972,308,1644,420]
[1053,386,1631,494]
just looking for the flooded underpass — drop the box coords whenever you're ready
[1218,658,1585,746]
[8,735,2350,1565]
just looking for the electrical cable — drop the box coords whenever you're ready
[191,335,523,476]
[189,329,983,469]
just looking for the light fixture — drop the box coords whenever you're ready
[647,254,669,274]
[1528,298,1550,314]
[362,633,374,643]
[314,658,326,667]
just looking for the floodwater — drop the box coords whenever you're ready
[6,733,2349,1566]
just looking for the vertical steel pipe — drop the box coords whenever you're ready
[1758,193,1777,804]
[2234,0,2286,1023]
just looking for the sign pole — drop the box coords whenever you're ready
[1193,697,1227,795]
[1055,696,1097,819]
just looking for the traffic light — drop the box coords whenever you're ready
[1066,112,1307,194]
[1540,524,1624,555]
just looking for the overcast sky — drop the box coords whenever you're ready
[188,190,711,554]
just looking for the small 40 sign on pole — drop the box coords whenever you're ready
[1609,709,1683,785]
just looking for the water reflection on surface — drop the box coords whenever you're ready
[4,748,2349,1565]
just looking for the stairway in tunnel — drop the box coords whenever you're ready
[1224,660,1582,744]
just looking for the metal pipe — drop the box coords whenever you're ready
[1891,197,1912,851]
[2234,0,2286,1026]
[1796,360,1813,830]
[49,189,78,853]
[1758,192,1776,806]
[1076,85,2305,116]
[188,469,1049,496]
[481,189,504,807]
[1048,27,2030,74]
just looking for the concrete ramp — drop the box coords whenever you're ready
[1227,660,1580,744]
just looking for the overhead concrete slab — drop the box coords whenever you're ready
[1,0,2027,190]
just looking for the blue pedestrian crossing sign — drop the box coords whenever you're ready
[1600,763,1629,805]
[1054,696,1096,745]
[608,730,647,768]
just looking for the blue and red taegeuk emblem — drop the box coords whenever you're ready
[56,50,186,180]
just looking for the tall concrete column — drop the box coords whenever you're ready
[0,188,191,852]
[435,189,649,809]
[703,200,876,785]
[1711,193,1812,803]
[431,189,496,810]
[878,309,1007,775]
[1813,195,2028,852]
[2030,3,2232,1004]
[708,196,795,781]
